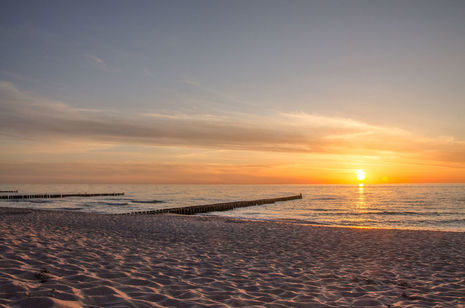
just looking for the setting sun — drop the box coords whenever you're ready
[356,170,366,181]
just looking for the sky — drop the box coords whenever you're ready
[1,0,465,184]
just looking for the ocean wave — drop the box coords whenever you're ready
[281,219,330,226]
[312,210,459,217]
[403,200,427,204]
[311,211,436,216]
[130,199,164,204]
[439,218,465,224]
[380,211,418,215]
[379,211,460,216]
[84,201,129,206]
[51,207,84,211]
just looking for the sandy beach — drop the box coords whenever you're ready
[0,207,464,307]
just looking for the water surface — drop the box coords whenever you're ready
[1,184,464,232]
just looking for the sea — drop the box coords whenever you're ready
[1,184,464,232]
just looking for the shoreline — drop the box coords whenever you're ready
[204,214,465,234]
[1,207,464,307]
[3,205,464,234]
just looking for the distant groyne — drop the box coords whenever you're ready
[123,194,302,215]
[0,192,124,200]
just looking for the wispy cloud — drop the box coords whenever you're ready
[0,162,292,184]
[87,55,107,70]
[143,68,153,77]
[1,81,464,166]
[0,71,67,88]
[183,78,254,110]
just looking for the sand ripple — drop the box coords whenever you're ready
[0,207,464,307]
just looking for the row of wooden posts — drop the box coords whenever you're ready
[0,191,302,216]
[0,192,125,200]
[122,194,303,215]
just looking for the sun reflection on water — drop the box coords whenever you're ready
[357,183,365,209]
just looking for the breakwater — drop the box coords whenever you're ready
[123,194,302,215]
[0,192,125,200]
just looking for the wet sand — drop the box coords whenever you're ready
[0,207,464,307]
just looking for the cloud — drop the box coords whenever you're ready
[143,68,153,77]
[1,81,465,165]
[88,55,107,70]
[183,78,253,110]
[0,162,296,184]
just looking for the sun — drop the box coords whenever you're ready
[356,170,366,181]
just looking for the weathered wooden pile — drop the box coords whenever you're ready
[123,194,302,215]
[0,192,125,200]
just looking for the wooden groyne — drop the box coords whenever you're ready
[0,192,124,200]
[123,194,302,215]
[0,190,18,193]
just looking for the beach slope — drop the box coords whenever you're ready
[0,207,464,307]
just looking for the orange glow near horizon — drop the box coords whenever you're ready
[1,151,465,184]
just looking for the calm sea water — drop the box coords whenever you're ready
[1,184,464,232]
